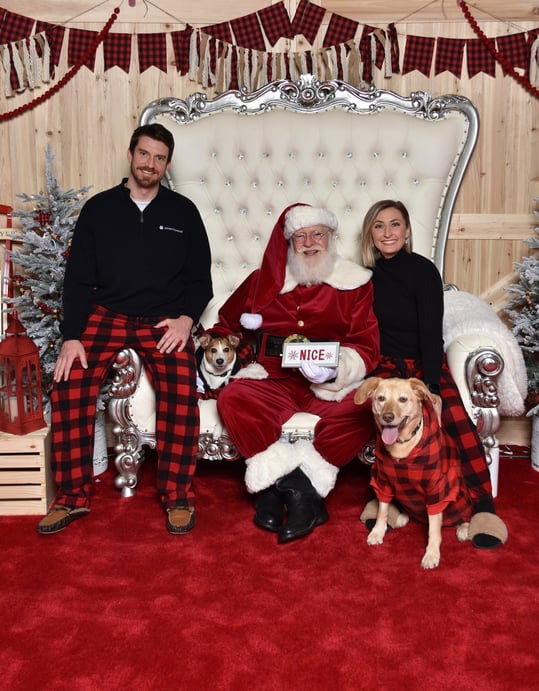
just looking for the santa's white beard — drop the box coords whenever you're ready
[287,244,337,285]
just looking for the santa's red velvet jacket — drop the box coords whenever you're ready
[214,256,380,403]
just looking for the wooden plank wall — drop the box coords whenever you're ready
[0,0,537,442]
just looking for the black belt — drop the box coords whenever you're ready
[258,333,323,358]
[261,335,287,357]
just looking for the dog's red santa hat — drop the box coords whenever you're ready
[240,203,338,330]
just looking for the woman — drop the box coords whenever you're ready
[359,199,507,548]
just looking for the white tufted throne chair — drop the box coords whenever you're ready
[107,75,526,498]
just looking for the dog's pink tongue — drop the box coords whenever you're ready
[381,426,399,445]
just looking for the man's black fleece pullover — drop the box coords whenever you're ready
[61,180,213,340]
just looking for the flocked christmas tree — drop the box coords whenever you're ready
[7,146,91,406]
[505,197,539,415]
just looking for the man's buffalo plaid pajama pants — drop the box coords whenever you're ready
[50,305,199,511]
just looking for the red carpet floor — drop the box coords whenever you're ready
[1,448,538,691]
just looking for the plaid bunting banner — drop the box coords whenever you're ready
[359,27,375,84]
[3,44,21,92]
[359,25,386,83]
[202,21,233,44]
[258,2,293,46]
[2,3,537,91]
[528,28,539,46]
[230,12,266,51]
[323,13,358,48]
[466,38,496,77]
[68,29,97,70]
[103,32,131,72]
[359,24,392,84]
[496,32,529,73]
[402,34,435,76]
[291,0,326,45]
[137,33,167,73]
[35,22,64,68]
[228,44,239,90]
[387,23,400,74]
[0,9,34,43]
[170,27,193,75]
[434,37,465,77]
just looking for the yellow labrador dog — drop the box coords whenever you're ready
[354,376,471,569]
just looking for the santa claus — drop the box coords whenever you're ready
[213,203,379,543]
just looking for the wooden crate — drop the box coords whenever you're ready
[0,426,55,515]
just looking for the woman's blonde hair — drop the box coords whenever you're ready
[360,199,412,267]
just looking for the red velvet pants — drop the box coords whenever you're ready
[216,371,374,467]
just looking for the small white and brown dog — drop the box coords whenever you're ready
[354,376,472,569]
[196,332,242,394]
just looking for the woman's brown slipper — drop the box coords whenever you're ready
[468,512,508,549]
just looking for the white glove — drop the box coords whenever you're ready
[196,373,206,394]
[299,362,336,384]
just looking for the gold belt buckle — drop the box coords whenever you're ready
[283,334,310,345]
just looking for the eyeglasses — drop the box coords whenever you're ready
[291,230,329,244]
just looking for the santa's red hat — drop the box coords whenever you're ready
[240,203,338,330]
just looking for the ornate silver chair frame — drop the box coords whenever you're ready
[107,74,521,497]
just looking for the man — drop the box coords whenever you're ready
[213,203,379,543]
[37,123,213,535]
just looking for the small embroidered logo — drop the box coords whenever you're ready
[159,225,183,234]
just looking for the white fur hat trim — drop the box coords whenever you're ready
[284,206,338,239]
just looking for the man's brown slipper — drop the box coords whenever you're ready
[166,507,195,534]
[36,506,90,535]
[469,512,508,549]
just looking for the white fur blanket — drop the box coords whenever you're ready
[443,290,527,416]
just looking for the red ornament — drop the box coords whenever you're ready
[0,312,46,435]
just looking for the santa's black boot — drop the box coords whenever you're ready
[253,485,285,532]
[275,468,329,543]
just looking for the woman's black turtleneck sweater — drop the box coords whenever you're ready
[372,248,444,393]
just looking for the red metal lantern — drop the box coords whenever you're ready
[0,312,46,435]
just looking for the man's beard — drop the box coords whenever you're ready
[131,164,162,189]
[287,244,337,285]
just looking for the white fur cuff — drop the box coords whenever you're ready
[244,440,299,493]
[231,363,268,380]
[244,439,338,498]
[296,440,339,497]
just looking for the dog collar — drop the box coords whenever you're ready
[213,369,233,378]
[396,419,422,444]
[201,360,234,378]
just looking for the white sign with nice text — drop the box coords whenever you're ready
[281,342,340,368]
